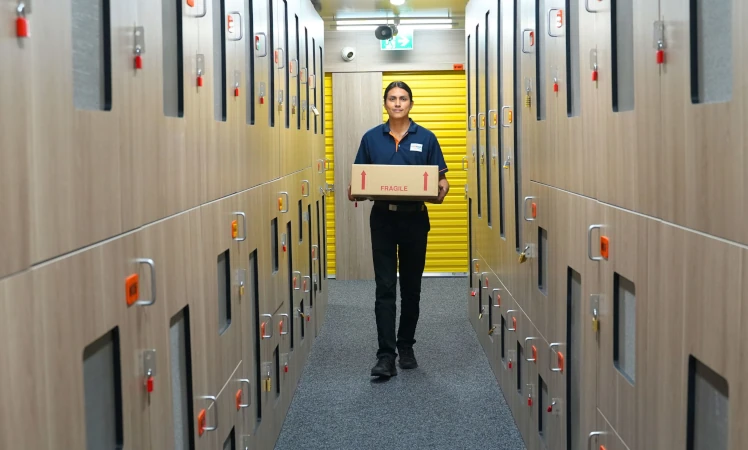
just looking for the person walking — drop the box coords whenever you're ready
[347,81,450,378]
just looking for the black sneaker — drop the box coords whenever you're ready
[397,347,418,369]
[370,356,397,377]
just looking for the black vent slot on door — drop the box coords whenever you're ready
[250,250,262,423]
[83,327,123,450]
[287,221,295,350]
[170,307,196,450]
[567,267,582,450]
[687,356,729,450]
[217,249,232,335]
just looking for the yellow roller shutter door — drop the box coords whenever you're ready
[324,71,468,276]
[324,74,336,276]
[382,72,468,275]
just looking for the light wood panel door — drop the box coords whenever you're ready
[198,195,243,395]
[594,0,661,217]
[33,233,151,450]
[136,209,207,450]
[594,203,649,447]
[29,0,136,263]
[485,1,503,270]
[331,72,382,280]
[556,0,598,198]
[545,189,599,450]
[523,182,552,340]
[0,272,46,450]
[0,5,31,278]
[121,0,199,232]
[660,0,747,246]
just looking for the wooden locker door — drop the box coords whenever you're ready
[33,234,151,450]
[679,229,743,450]
[297,171,315,351]
[499,0,529,307]
[556,0,598,198]
[594,0,660,216]
[546,189,599,450]
[641,219,686,450]
[243,0,276,186]
[486,2,502,271]
[212,362,245,450]
[0,273,46,450]
[29,0,134,264]
[199,196,243,395]
[523,182,552,339]
[476,5,489,251]
[137,210,208,450]
[486,271,504,374]
[529,0,558,188]
[282,0,304,175]
[122,0,193,231]
[660,0,746,245]
[0,3,31,278]
[202,0,239,201]
[594,203,649,447]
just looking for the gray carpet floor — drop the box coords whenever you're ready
[274,277,526,450]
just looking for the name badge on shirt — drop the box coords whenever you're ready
[409,143,423,152]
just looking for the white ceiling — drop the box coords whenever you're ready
[310,0,467,20]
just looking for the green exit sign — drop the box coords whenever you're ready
[380,31,414,51]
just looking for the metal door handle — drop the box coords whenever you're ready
[303,275,311,293]
[199,396,218,432]
[550,343,564,372]
[279,192,289,213]
[501,106,512,128]
[587,224,603,261]
[238,379,251,408]
[301,180,310,197]
[261,314,273,338]
[293,271,302,290]
[232,212,247,241]
[523,197,537,222]
[492,288,502,307]
[588,431,605,449]
[134,258,157,307]
[506,310,517,331]
[524,337,538,361]
[488,109,498,129]
[278,313,290,335]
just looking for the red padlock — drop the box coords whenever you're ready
[284,363,289,373]
[508,360,513,369]
[260,96,265,104]
[234,87,240,97]
[553,82,559,93]
[197,75,204,87]
[527,395,533,407]
[135,55,143,70]
[591,70,598,82]
[656,49,664,65]
[547,405,553,413]
[16,16,29,38]
[146,375,154,393]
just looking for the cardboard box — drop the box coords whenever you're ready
[350,164,439,201]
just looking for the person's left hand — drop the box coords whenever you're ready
[431,177,449,204]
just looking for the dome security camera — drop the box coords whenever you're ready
[341,47,356,62]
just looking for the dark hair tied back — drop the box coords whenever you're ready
[383,81,413,103]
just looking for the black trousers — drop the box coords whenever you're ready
[370,202,430,359]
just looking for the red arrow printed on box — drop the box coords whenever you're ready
[423,171,429,191]
[361,171,367,190]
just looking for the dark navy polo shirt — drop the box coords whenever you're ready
[353,119,449,175]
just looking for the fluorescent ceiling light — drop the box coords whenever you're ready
[390,0,406,5]
[335,19,453,26]
[336,24,453,31]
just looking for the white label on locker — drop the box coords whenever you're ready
[548,9,565,37]
[184,0,206,18]
[255,33,267,57]
[227,12,242,41]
